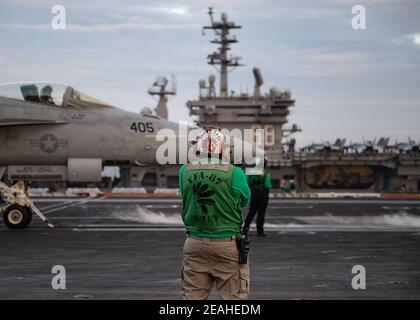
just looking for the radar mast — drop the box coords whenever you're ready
[148,75,177,119]
[203,7,243,98]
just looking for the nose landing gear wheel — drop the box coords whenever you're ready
[3,204,32,229]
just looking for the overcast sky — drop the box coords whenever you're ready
[0,0,419,146]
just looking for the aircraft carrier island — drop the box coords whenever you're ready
[186,10,420,194]
[0,6,420,301]
[117,7,420,194]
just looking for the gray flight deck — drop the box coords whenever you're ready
[0,197,419,299]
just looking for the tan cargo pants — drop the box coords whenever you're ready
[181,236,250,300]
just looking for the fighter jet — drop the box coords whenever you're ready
[344,141,365,154]
[301,139,345,153]
[300,141,326,153]
[0,82,261,229]
[394,138,420,153]
[346,137,389,154]
[328,138,346,152]
[0,82,185,229]
[363,137,390,153]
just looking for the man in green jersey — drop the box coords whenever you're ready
[244,158,271,237]
[179,128,251,300]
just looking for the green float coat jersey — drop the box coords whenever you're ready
[179,158,250,238]
[247,172,272,191]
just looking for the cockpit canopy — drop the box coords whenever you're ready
[0,82,114,109]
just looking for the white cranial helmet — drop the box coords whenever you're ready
[196,127,225,155]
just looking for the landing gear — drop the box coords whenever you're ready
[0,181,54,229]
[3,204,32,229]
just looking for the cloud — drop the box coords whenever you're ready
[7,0,270,12]
[324,0,418,5]
[244,49,386,77]
[0,20,199,32]
[2,0,420,145]
[148,6,191,16]
[0,23,50,31]
[282,7,340,20]
[68,21,198,32]
[394,33,420,50]
[405,33,420,48]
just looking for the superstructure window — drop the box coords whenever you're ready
[265,125,275,147]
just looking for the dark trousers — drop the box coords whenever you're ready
[244,189,269,234]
